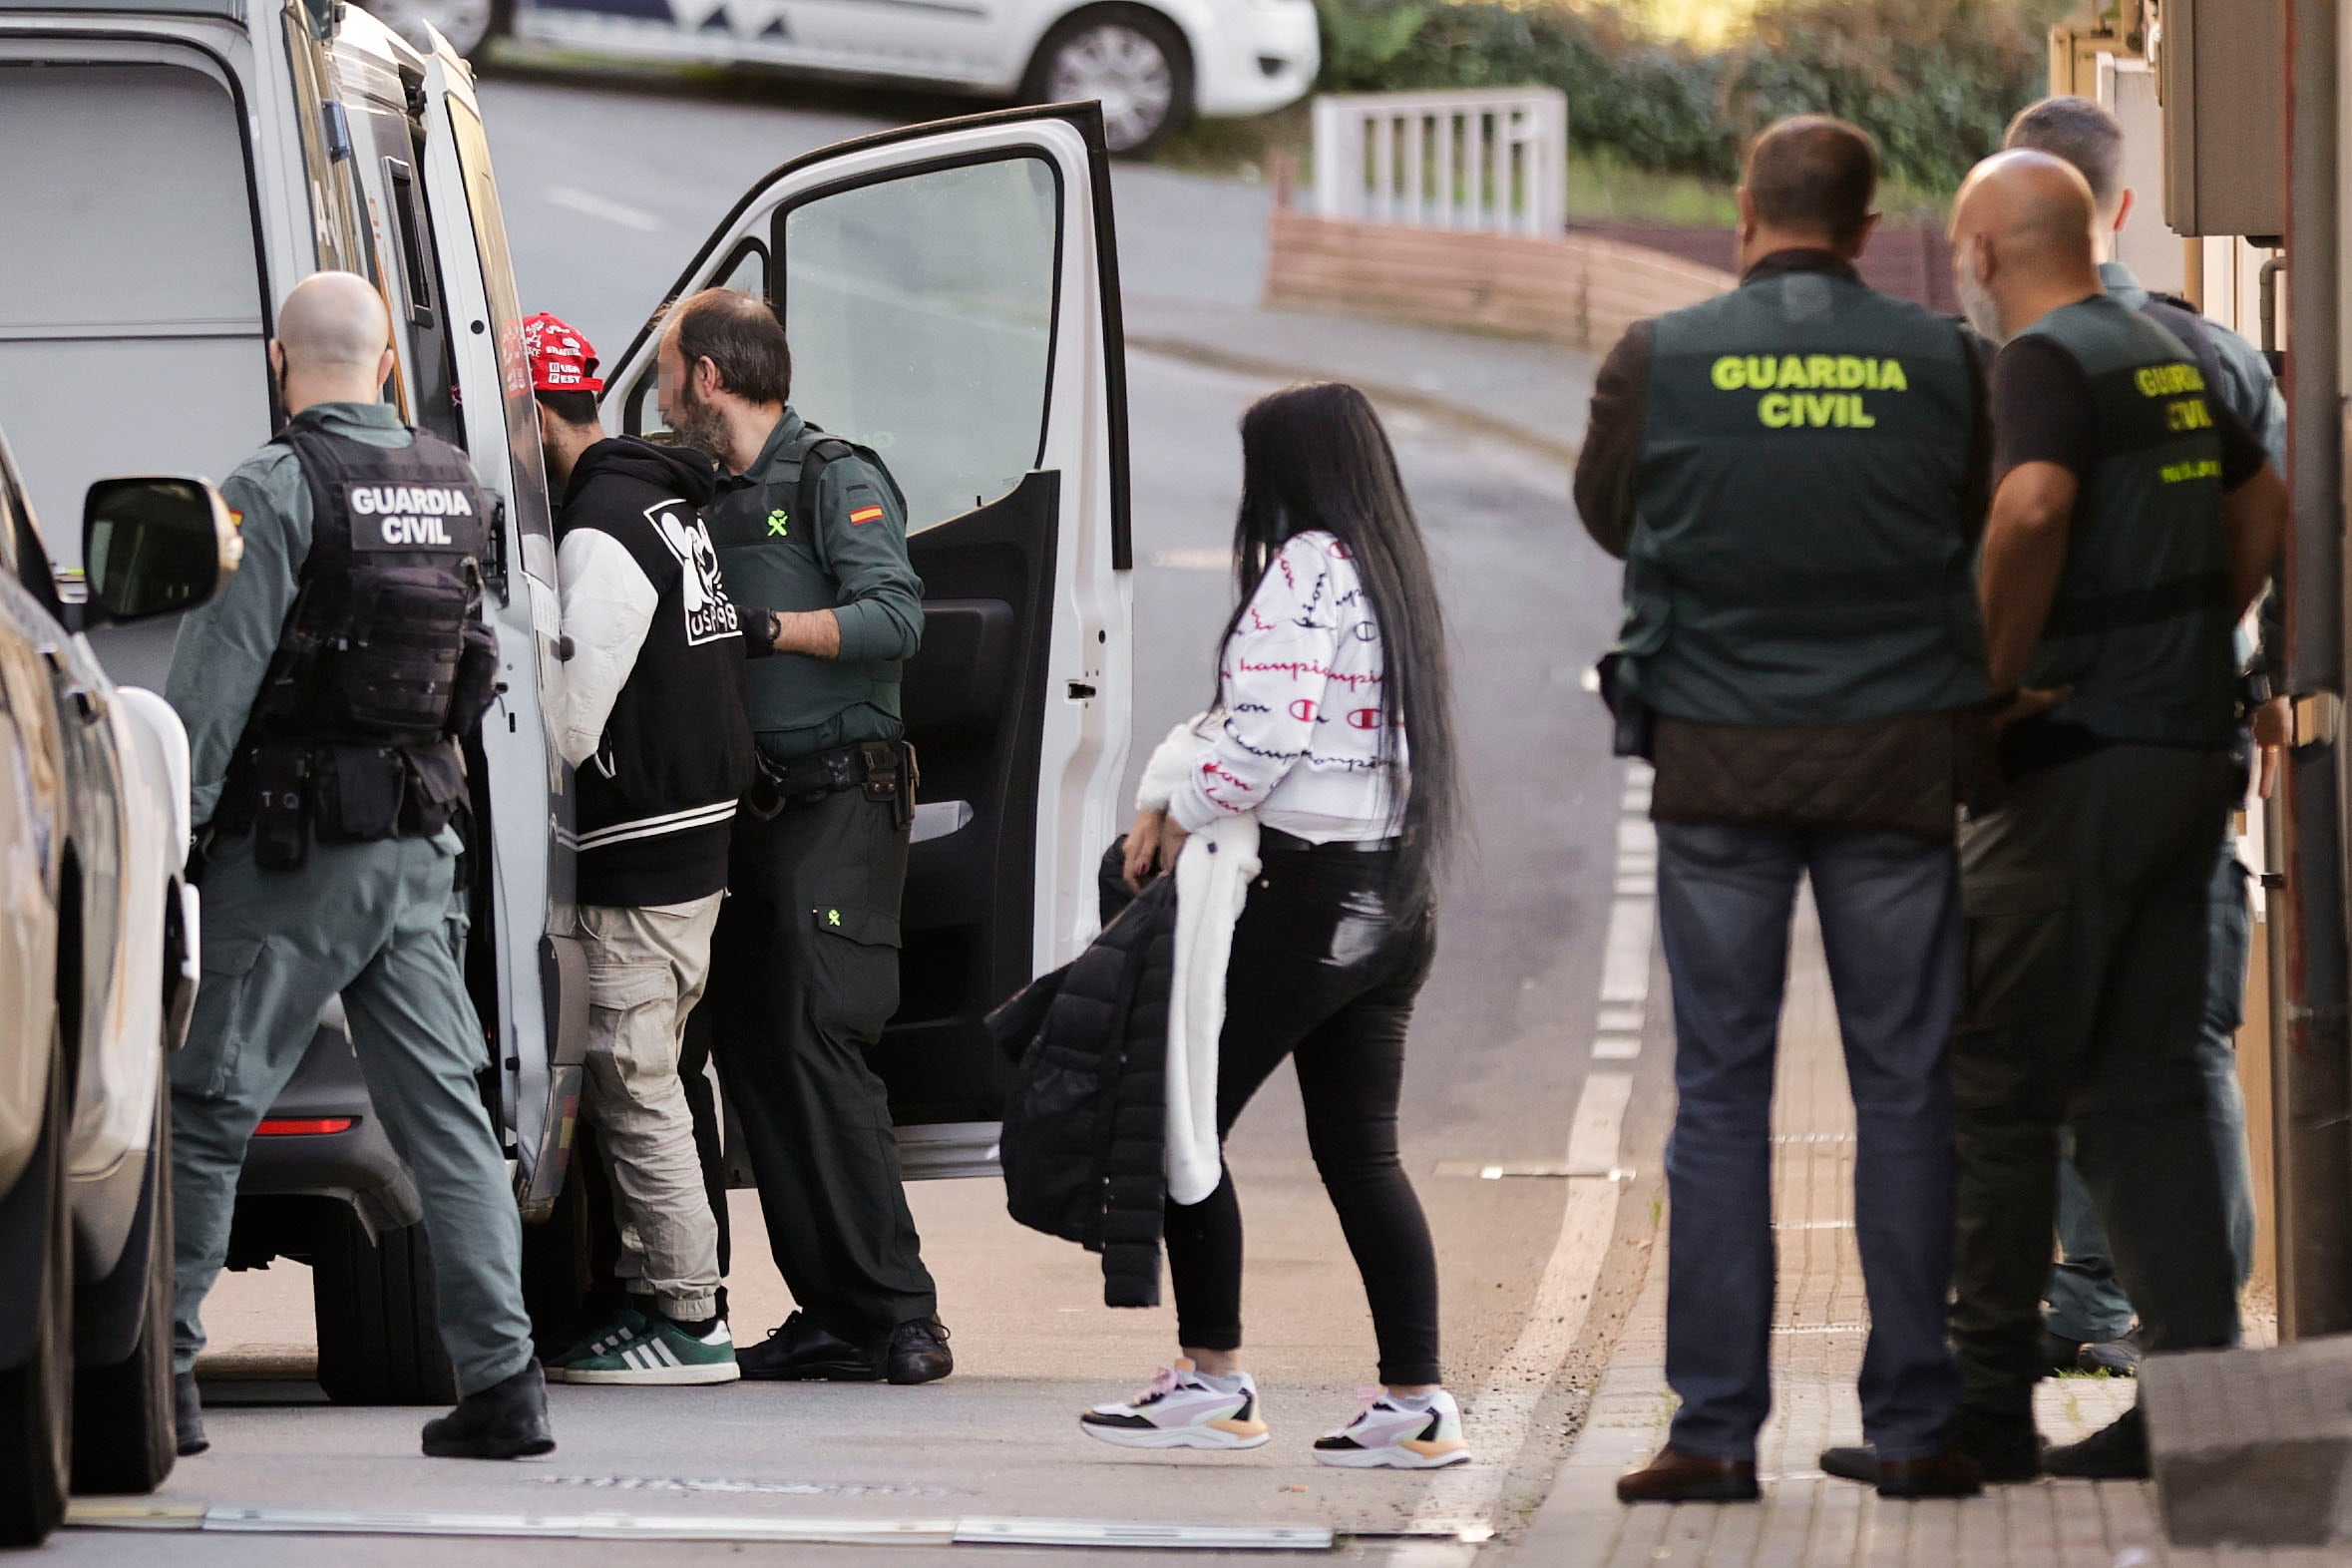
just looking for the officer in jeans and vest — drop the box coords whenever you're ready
[2002,97,2283,1380]
[657,288,952,1385]
[1912,152,2286,1483]
[165,272,550,1458]
[524,312,755,1384]
[1578,118,1992,1505]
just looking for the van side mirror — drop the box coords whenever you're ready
[81,477,242,626]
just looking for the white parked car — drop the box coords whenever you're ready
[364,0,1321,152]
[0,432,237,1545]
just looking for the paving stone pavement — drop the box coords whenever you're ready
[1508,904,2328,1568]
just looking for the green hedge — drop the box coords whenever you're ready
[1315,0,2067,195]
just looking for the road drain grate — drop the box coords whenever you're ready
[66,1501,1338,1550]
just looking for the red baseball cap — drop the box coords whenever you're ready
[523,311,604,393]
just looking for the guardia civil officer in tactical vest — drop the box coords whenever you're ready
[164,272,551,1459]
[1915,152,2285,1485]
[656,288,951,1385]
[1576,118,1994,1506]
[2002,95,2283,1383]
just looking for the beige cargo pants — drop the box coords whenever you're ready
[580,895,726,1321]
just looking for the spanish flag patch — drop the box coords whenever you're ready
[848,505,885,526]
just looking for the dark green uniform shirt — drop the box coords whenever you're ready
[706,409,924,760]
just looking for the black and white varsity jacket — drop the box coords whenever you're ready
[550,437,755,908]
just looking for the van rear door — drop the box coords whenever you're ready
[603,105,1135,1175]
[418,43,588,1218]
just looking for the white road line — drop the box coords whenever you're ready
[1394,763,1654,1561]
[546,186,665,233]
[1597,897,1654,1005]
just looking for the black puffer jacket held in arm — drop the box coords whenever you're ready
[988,847,1175,1308]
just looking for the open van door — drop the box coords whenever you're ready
[604,105,1136,1176]
[418,41,588,1217]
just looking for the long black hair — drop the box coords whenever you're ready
[1214,382,1459,891]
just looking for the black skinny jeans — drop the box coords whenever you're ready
[1164,840,1442,1386]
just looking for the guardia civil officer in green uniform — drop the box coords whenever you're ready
[1580,118,1993,1506]
[1926,153,2286,1483]
[656,288,951,1385]
[165,272,551,1459]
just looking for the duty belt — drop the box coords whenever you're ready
[748,739,916,828]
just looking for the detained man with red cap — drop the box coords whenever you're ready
[527,311,757,1384]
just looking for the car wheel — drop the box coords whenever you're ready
[1025,7,1193,157]
[70,1087,176,1496]
[358,0,508,60]
[0,1037,74,1546]
[311,1208,458,1405]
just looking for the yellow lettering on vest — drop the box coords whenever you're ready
[1778,355,1809,388]
[1879,359,1907,392]
[1837,356,1866,389]
[1802,394,1837,426]
[2137,362,2207,398]
[1712,356,1745,391]
[2167,397,2214,432]
[1758,393,1792,427]
[1806,355,1836,388]
[1849,395,1876,428]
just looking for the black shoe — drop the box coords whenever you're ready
[174,1371,208,1457]
[2077,1331,2142,1377]
[738,1312,884,1382]
[887,1316,953,1385]
[2042,1330,2090,1374]
[1824,1410,2051,1485]
[1952,1405,2047,1483]
[2045,1407,2148,1479]
[421,1360,557,1459]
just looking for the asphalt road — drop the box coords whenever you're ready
[43,71,1656,1567]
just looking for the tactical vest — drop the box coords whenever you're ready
[1617,268,1989,727]
[218,416,501,863]
[706,423,909,749]
[2015,297,2237,748]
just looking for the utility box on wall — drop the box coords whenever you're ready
[2156,0,2286,239]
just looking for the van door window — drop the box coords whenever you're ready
[444,99,552,560]
[0,57,269,572]
[776,157,1059,530]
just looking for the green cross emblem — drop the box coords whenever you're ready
[767,509,790,537]
[827,909,843,927]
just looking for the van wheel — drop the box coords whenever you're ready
[0,1037,74,1545]
[70,1088,177,1495]
[311,1210,458,1406]
[1023,6,1193,157]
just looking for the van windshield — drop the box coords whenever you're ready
[446,98,553,571]
[0,59,269,574]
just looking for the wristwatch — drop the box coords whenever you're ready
[762,608,782,649]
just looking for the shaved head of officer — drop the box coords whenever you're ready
[1948,150,2101,344]
[269,269,395,413]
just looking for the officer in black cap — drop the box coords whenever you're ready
[165,272,549,1459]
[657,287,950,1385]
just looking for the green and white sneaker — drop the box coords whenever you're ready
[547,1309,740,1386]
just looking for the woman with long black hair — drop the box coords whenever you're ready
[1079,382,1467,1469]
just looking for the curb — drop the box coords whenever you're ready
[1122,332,1584,470]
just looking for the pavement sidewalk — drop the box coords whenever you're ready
[1507,900,2317,1568]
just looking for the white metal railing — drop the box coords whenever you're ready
[1310,88,1569,237]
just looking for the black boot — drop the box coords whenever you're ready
[2045,1407,2148,1479]
[421,1360,557,1459]
[738,1312,882,1381]
[886,1316,953,1385]
[174,1371,208,1457]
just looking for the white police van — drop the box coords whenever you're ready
[0,0,1131,1407]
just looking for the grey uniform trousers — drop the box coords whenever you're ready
[1951,745,2243,1418]
[171,830,535,1395]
